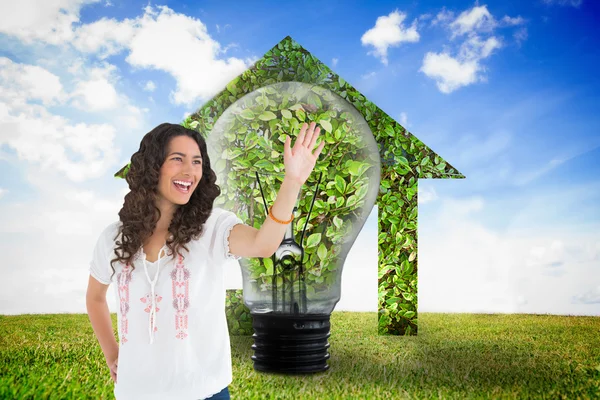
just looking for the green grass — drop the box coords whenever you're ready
[1,312,599,399]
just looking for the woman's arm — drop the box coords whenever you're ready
[229,121,324,257]
[255,176,303,256]
[86,275,119,381]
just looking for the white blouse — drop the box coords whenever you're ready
[89,207,243,400]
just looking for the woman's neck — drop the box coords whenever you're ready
[155,200,177,234]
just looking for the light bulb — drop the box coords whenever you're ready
[206,81,381,374]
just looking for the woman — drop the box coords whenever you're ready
[86,121,325,399]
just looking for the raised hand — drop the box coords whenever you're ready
[283,121,326,186]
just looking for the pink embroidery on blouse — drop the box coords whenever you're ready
[117,263,133,344]
[170,254,190,340]
[140,293,162,331]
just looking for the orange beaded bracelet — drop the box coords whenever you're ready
[268,205,293,224]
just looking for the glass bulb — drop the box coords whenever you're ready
[206,81,381,373]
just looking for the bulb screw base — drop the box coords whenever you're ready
[250,311,331,374]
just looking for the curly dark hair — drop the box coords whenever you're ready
[109,123,221,280]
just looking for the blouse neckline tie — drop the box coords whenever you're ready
[142,244,168,345]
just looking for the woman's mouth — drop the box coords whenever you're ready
[173,180,192,194]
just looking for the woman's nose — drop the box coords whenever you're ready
[182,160,194,173]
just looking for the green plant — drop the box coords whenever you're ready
[225,289,253,336]
[208,82,378,307]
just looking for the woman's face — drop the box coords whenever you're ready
[156,135,203,207]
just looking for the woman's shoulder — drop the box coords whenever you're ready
[208,206,239,221]
[205,207,224,225]
[97,220,122,244]
[203,207,241,232]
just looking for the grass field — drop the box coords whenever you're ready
[1,312,599,399]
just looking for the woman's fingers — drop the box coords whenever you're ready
[313,140,325,158]
[296,123,309,151]
[303,122,315,147]
[293,121,323,158]
[308,126,321,153]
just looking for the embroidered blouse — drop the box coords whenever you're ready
[89,207,243,400]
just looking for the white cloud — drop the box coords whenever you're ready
[418,13,433,22]
[361,9,420,65]
[0,188,7,199]
[420,52,480,94]
[69,63,120,111]
[122,5,252,106]
[459,35,502,60]
[449,5,496,38]
[502,15,526,26]
[419,36,502,94]
[0,0,100,45]
[420,4,518,93]
[71,16,136,59]
[0,58,67,106]
[332,58,338,67]
[67,58,85,75]
[0,58,125,181]
[1,4,253,108]
[432,8,454,26]
[1,55,137,116]
[0,110,119,182]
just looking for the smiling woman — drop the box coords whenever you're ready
[85,123,254,400]
[85,121,324,399]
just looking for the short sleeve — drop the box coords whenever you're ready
[89,222,119,285]
[208,207,244,264]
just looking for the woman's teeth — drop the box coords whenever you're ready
[173,181,191,193]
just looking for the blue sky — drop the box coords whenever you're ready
[0,0,598,316]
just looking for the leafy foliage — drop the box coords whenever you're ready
[226,290,253,335]
[208,81,378,307]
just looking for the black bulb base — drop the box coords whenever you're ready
[250,311,331,374]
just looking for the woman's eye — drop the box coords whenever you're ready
[173,157,182,161]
